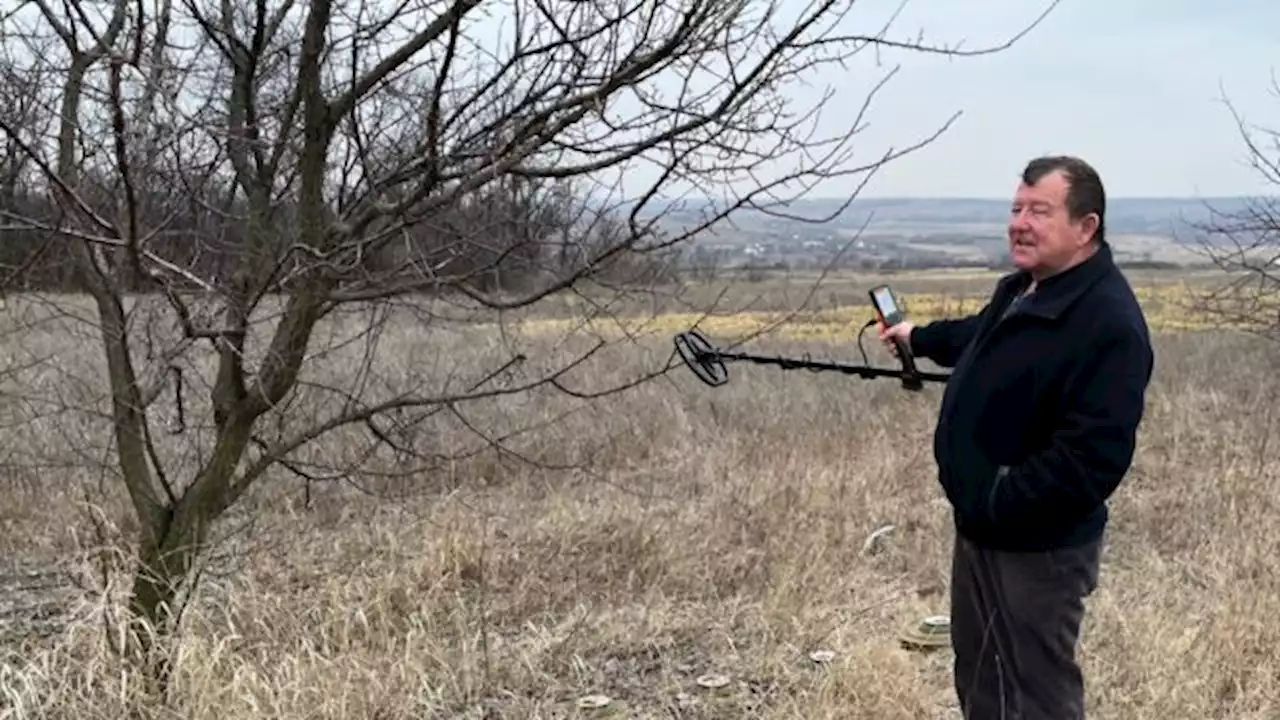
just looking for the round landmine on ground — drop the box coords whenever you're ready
[899,614,951,651]
[576,694,612,710]
[695,673,731,690]
[808,649,836,664]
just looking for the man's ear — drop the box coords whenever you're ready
[1078,213,1100,245]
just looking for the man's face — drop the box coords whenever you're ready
[1007,170,1098,278]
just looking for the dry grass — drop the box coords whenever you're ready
[518,281,1224,344]
[0,270,1278,718]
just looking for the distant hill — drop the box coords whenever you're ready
[627,196,1264,269]
[638,196,1255,236]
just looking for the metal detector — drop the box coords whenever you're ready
[672,284,951,392]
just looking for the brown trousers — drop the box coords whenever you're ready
[949,533,1102,720]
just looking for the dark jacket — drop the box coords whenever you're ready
[910,243,1154,551]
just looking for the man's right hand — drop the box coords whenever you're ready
[878,321,914,357]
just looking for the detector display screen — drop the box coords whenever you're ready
[872,286,898,317]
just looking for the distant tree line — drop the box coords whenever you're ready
[0,171,681,295]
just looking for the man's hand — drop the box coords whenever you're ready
[878,321,915,357]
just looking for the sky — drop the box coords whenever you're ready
[7,0,1276,203]
[609,0,1280,201]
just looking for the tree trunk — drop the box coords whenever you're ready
[122,413,256,687]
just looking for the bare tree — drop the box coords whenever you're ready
[0,0,1062,675]
[1186,75,1280,342]
[0,22,61,294]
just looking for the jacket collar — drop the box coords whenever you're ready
[999,241,1115,320]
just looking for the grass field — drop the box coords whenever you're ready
[0,266,1277,718]
[516,267,1234,343]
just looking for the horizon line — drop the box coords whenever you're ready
[606,193,1272,204]
[672,194,1268,202]
[830,194,1265,201]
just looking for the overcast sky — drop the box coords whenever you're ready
[620,0,1280,201]
[12,0,1272,202]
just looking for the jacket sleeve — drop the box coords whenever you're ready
[909,304,990,368]
[983,321,1154,530]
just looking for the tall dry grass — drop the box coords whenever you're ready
[0,283,1277,719]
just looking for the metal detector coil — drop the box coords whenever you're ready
[674,328,728,387]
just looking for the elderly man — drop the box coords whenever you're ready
[880,156,1154,719]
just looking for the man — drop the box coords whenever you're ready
[879,156,1154,719]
